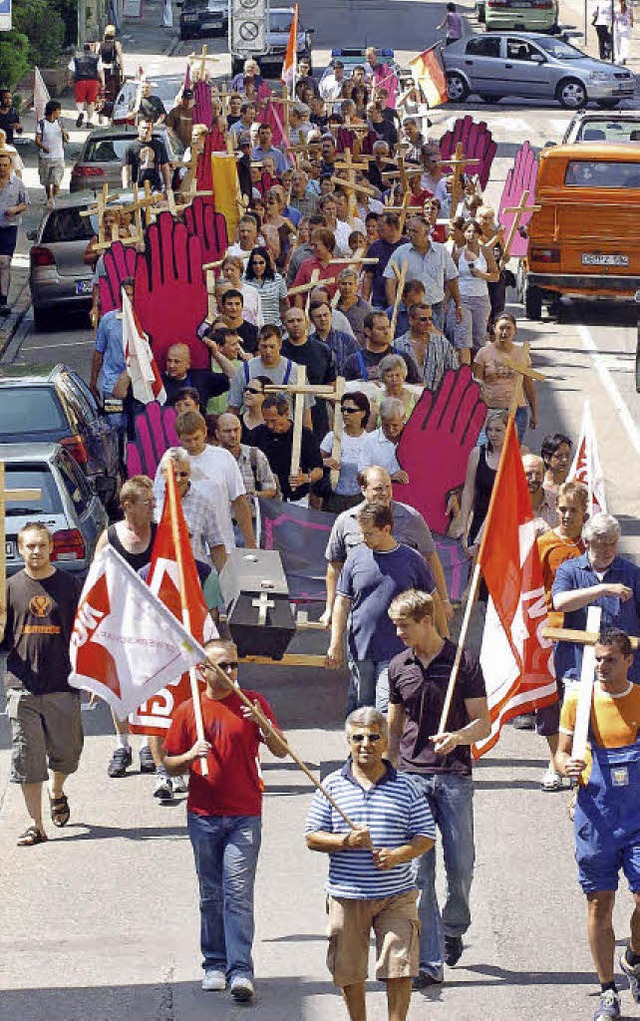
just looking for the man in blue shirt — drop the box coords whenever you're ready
[326,502,435,712]
[305,706,435,1021]
[251,123,289,176]
[552,513,640,684]
[90,277,132,434]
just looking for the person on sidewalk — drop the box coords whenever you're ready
[67,42,104,128]
[0,149,29,316]
[305,706,435,1021]
[35,100,68,208]
[557,629,640,1021]
[2,523,84,846]
[163,638,287,1003]
[0,89,23,145]
[387,588,490,988]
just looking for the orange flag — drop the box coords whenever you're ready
[281,3,299,92]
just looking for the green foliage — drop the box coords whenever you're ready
[0,31,31,89]
[50,0,79,48]
[13,0,66,66]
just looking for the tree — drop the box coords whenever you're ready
[0,31,31,89]
[13,0,66,67]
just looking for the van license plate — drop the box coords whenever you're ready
[75,279,93,295]
[581,253,629,267]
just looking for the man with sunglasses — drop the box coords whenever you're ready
[394,302,457,392]
[305,706,435,1021]
[163,638,286,1003]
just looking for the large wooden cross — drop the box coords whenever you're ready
[188,45,220,80]
[500,190,541,268]
[331,151,373,221]
[505,341,547,418]
[288,268,337,314]
[0,463,41,632]
[79,183,122,242]
[437,143,481,212]
[389,258,409,337]
[264,371,346,482]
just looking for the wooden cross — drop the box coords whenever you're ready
[332,150,369,220]
[437,143,481,212]
[0,463,41,632]
[188,45,220,80]
[264,372,347,485]
[211,85,232,115]
[505,342,547,419]
[79,184,121,242]
[389,258,409,337]
[500,190,541,268]
[327,256,379,267]
[287,268,337,313]
[252,590,276,626]
[122,181,164,234]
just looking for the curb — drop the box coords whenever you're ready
[0,282,32,365]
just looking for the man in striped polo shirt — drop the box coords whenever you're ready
[387,589,490,990]
[305,707,435,1021]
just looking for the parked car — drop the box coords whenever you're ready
[70,124,184,193]
[179,0,227,40]
[0,365,120,509]
[231,7,314,77]
[443,33,634,109]
[112,74,185,125]
[2,443,108,578]
[484,0,559,34]
[563,109,640,143]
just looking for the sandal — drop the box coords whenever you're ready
[49,794,71,828]
[17,826,47,847]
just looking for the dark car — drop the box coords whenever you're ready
[179,0,227,40]
[2,443,108,578]
[230,7,314,77]
[0,365,120,510]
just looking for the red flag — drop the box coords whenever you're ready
[281,3,299,92]
[129,466,211,735]
[473,418,557,757]
[568,399,607,516]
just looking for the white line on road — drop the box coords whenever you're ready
[25,339,95,351]
[578,323,640,459]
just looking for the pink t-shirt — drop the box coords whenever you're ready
[474,342,529,408]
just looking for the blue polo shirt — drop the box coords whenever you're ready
[305,760,435,899]
[552,553,640,682]
[95,309,126,394]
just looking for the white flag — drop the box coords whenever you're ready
[69,546,206,719]
[121,288,166,405]
[568,399,607,517]
[33,67,51,124]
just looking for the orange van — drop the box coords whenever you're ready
[524,143,640,319]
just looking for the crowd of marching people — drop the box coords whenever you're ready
[2,38,640,1021]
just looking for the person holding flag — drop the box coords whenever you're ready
[163,638,287,1003]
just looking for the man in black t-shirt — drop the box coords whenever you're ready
[1,523,84,846]
[281,305,336,438]
[0,89,22,145]
[251,393,323,502]
[387,589,490,989]
[343,310,420,384]
[122,118,170,192]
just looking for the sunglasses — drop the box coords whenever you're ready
[218,661,239,672]
[350,733,382,744]
[341,406,361,414]
[245,386,263,394]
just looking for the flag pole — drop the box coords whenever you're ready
[437,416,519,734]
[166,463,209,776]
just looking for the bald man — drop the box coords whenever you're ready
[162,343,229,410]
[215,412,278,501]
[522,453,559,532]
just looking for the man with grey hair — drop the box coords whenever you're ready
[553,512,640,684]
[336,266,373,346]
[357,397,407,483]
[305,704,435,1021]
[157,447,227,572]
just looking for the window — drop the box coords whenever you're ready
[0,387,67,435]
[4,465,62,516]
[270,12,294,32]
[577,119,640,143]
[536,36,583,59]
[466,37,501,58]
[506,39,540,61]
[41,207,96,243]
[565,160,640,188]
[57,452,91,516]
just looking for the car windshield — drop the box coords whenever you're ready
[0,388,67,433]
[270,12,294,31]
[577,120,640,142]
[536,37,585,59]
[564,160,640,187]
[41,206,97,242]
[5,465,63,516]
[83,136,133,163]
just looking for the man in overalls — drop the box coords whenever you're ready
[557,629,640,1021]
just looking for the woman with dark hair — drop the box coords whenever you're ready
[243,246,288,327]
[453,217,499,354]
[541,432,573,495]
[241,373,272,441]
[473,312,538,442]
[352,83,369,120]
[320,390,371,512]
[452,409,508,553]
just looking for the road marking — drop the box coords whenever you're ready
[578,324,640,458]
[25,338,95,351]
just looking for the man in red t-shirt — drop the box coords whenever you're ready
[163,638,286,1002]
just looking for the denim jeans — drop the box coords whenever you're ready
[346,658,390,715]
[409,773,475,980]
[187,812,262,980]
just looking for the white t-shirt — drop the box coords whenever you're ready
[153,446,246,553]
[320,430,369,496]
[38,118,65,161]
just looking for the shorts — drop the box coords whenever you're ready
[38,158,65,189]
[7,688,84,784]
[326,889,420,987]
[0,226,18,258]
[536,678,564,738]
[74,79,100,104]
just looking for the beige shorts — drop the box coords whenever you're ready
[326,889,420,987]
[38,158,65,188]
[7,689,84,784]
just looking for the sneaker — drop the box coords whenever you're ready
[170,774,189,794]
[76,112,84,127]
[511,712,536,730]
[153,771,173,802]
[0,304,10,317]
[139,745,155,773]
[412,972,443,989]
[541,766,564,792]
[230,976,254,1002]
[620,949,640,1002]
[202,969,226,991]
[107,746,132,777]
[593,989,621,1020]
[85,121,95,128]
[444,935,463,967]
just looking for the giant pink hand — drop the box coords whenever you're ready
[133,211,208,372]
[498,141,539,260]
[126,402,179,478]
[99,241,138,313]
[184,196,228,265]
[394,367,486,534]
[439,115,497,190]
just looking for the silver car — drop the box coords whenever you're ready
[563,109,640,142]
[2,442,108,578]
[443,33,635,109]
[69,124,183,193]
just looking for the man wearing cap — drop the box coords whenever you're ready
[166,89,195,148]
[320,59,346,109]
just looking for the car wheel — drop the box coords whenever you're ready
[524,281,543,320]
[446,72,469,102]
[557,77,587,109]
[33,307,52,331]
[595,98,620,109]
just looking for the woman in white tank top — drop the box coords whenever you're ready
[454,219,499,352]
